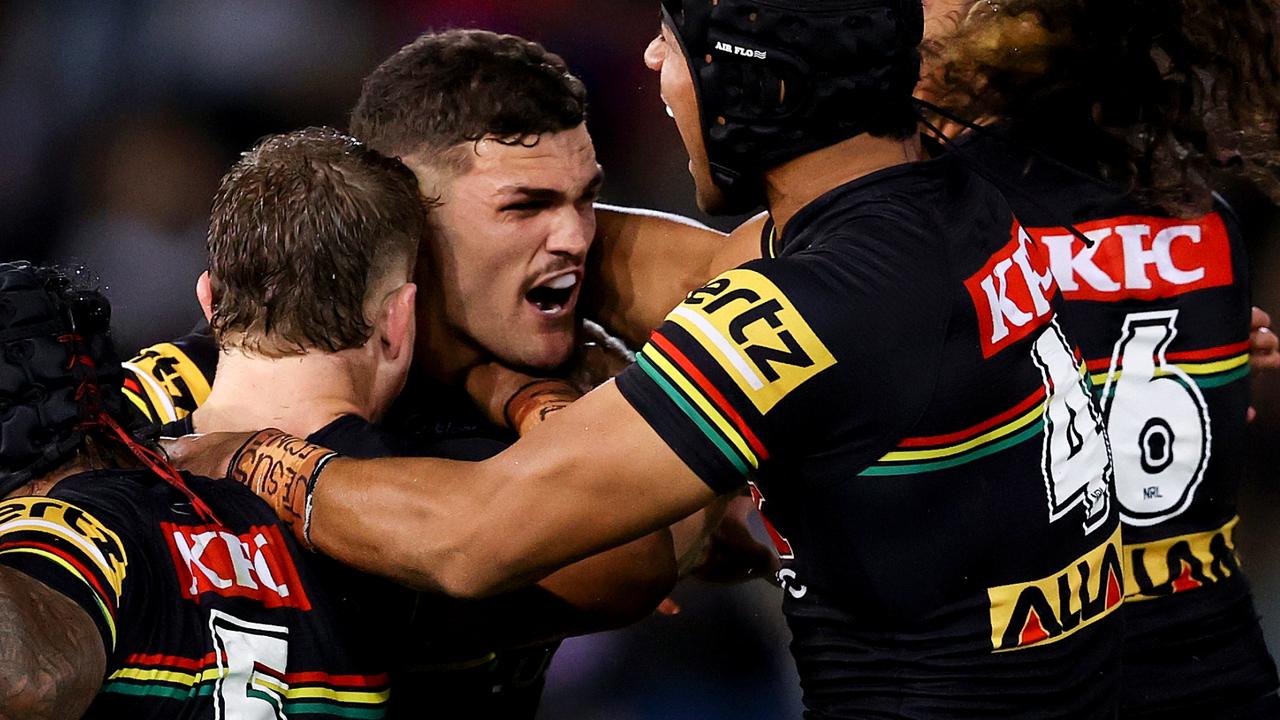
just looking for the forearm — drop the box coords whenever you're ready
[305,383,715,598]
[535,527,676,628]
[0,568,103,720]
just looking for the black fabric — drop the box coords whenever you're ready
[661,0,923,208]
[382,376,560,720]
[0,263,128,496]
[618,153,1123,717]
[0,468,392,718]
[956,129,1279,716]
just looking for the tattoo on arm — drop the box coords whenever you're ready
[0,567,105,720]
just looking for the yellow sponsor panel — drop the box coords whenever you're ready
[1124,517,1238,601]
[124,342,213,423]
[988,527,1124,652]
[667,269,836,413]
[0,497,129,600]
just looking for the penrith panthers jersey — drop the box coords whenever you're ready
[959,129,1279,717]
[127,333,562,719]
[617,154,1122,719]
[0,470,390,719]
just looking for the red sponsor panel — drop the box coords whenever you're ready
[161,522,310,610]
[1025,212,1232,302]
[965,224,1059,358]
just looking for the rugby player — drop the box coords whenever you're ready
[171,2,1131,717]
[126,31,683,717]
[916,0,1280,715]
[0,270,400,714]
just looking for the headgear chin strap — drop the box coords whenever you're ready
[661,0,924,213]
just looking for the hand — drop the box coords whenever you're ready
[161,431,256,479]
[1248,306,1278,423]
[1250,306,1279,370]
[464,363,581,435]
[686,494,782,584]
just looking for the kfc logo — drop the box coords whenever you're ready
[162,522,310,610]
[966,224,1059,357]
[1027,212,1233,302]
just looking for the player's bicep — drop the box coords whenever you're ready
[587,205,732,347]
[616,252,949,486]
[0,565,106,719]
[0,496,132,658]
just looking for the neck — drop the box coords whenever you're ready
[412,286,484,386]
[763,133,922,234]
[193,348,373,437]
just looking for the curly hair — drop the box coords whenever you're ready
[922,0,1280,216]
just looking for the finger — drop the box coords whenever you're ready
[1252,306,1271,332]
[656,597,682,616]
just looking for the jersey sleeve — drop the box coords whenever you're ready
[122,328,217,424]
[615,235,951,494]
[0,492,139,655]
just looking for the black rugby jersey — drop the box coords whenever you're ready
[0,470,391,719]
[130,337,562,719]
[617,153,1121,718]
[958,129,1279,717]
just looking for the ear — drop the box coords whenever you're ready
[195,271,214,323]
[380,283,418,362]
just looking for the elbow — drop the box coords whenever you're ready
[0,652,96,720]
[563,531,679,631]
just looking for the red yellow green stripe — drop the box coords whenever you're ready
[635,328,774,476]
[102,652,389,717]
[861,388,1047,476]
[1086,341,1250,390]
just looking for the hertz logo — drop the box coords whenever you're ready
[0,497,129,599]
[669,269,835,413]
[987,528,1124,652]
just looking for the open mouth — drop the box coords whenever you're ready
[525,274,579,315]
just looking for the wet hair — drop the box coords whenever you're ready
[923,0,1280,215]
[349,29,588,171]
[207,127,427,356]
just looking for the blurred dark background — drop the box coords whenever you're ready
[0,2,1274,718]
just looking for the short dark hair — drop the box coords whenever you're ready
[207,127,426,356]
[350,29,588,168]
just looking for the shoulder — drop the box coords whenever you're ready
[308,415,402,459]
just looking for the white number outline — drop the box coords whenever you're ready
[1100,310,1212,526]
[209,609,290,720]
[1031,320,1115,535]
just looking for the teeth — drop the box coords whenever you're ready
[666,105,675,118]
[546,275,577,290]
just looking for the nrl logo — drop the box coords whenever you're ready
[714,41,767,59]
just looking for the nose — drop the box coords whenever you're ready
[644,35,665,73]
[545,204,595,261]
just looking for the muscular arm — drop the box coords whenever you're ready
[587,205,766,346]
[307,381,717,598]
[0,566,104,720]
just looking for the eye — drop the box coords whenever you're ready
[501,200,551,213]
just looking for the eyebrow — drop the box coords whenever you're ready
[496,169,606,201]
